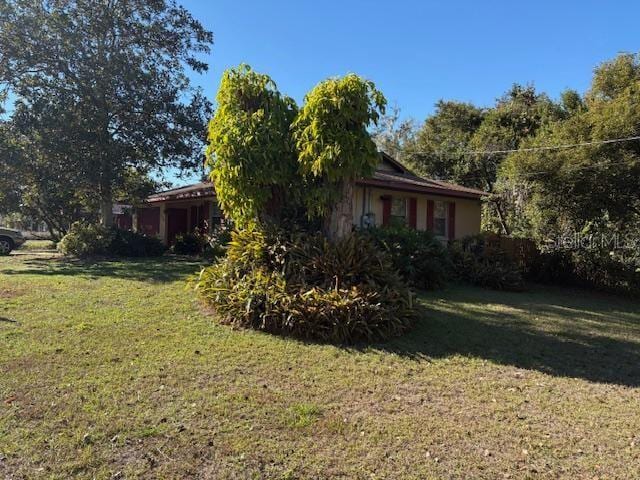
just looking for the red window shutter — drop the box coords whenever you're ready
[448,202,456,240]
[408,198,417,229]
[381,195,391,226]
[426,200,434,232]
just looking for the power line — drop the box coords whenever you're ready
[405,134,640,157]
[429,160,638,189]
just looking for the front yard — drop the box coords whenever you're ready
[1,248,639,479]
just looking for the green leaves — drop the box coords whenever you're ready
[207,67,387,228]
[501,53,640,242]
[292,74,386,219]
[194,227,415,343]
[0,0,214,227]
[206,65,300,228]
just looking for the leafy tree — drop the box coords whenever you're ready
[0,121,22,216]
[292,74,386,240]
[2,93,163,239]
[409,85,564,234]
[206,65,300,228]
[501,53,640,243]
[0,0,213,226]
[371,104,416,161]
[2,102,98,239]
[405,100,484,183]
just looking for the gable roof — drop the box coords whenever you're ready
[379,151,412,174]
[145,153,487,203]
[366,151,486,199]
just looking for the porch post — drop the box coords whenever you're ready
[158,203,168,244]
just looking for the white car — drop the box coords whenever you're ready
[0,227,26,255]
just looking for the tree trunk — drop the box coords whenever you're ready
[100,198,113,228]
[492,198,511,236]
[323,180,354,242]
[260,185,284,224]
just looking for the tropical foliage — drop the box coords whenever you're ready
[365,226,451,290]
[206,65,300,228]
[292,74,386,239]
[194,227,415,343]
[200,67,414,342]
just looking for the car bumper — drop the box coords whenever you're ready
[14,237,26,247]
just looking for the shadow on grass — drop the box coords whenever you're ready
[376,286,640,387]
[2,255,205,283]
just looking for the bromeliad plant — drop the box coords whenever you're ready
[194,227,415,343]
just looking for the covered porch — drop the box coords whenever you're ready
[134,182,221,245]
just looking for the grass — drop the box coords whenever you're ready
[1,252,640,479]
[18,239,56,251]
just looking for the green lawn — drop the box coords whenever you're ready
[1,251,640,479]
[17,239,56,251]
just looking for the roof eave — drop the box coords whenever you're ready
[146,190,216,203]
[356,178,487,200]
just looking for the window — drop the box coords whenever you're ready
[434,201,447,237]
[390,197,407,225]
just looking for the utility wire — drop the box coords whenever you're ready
[404,134,640,157]
[397,135,640,187]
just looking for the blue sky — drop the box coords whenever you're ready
[183,0,639,121]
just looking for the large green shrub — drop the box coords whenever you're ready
[172,231,206,255]
[109,228,166,257]
[58,222,114,257]
[170,225,233,257]
[58,222,165,257]
[364,226,451,290]
[194,227,416,344]
[449,235,525,291]
[530,248,640,296]
[203,223,233,259]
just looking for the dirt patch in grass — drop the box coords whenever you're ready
[0,286,25,299]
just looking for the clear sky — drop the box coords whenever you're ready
[182,0,639,121]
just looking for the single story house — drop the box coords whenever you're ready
[130,153,486,245]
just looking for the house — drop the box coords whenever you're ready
[132,153,486,245]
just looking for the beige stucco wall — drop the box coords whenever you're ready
[352,185,482,240]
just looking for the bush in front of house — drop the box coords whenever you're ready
[529,248,640,296]
[171,231,206,255]
[449,234,525,291]
[109,228,166,257]
[58,222,165,257]
[364,225,451,290]
[203,223,233,259]
[170,224,233,257]
[193,226,416,344]
[58,222,114,257]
